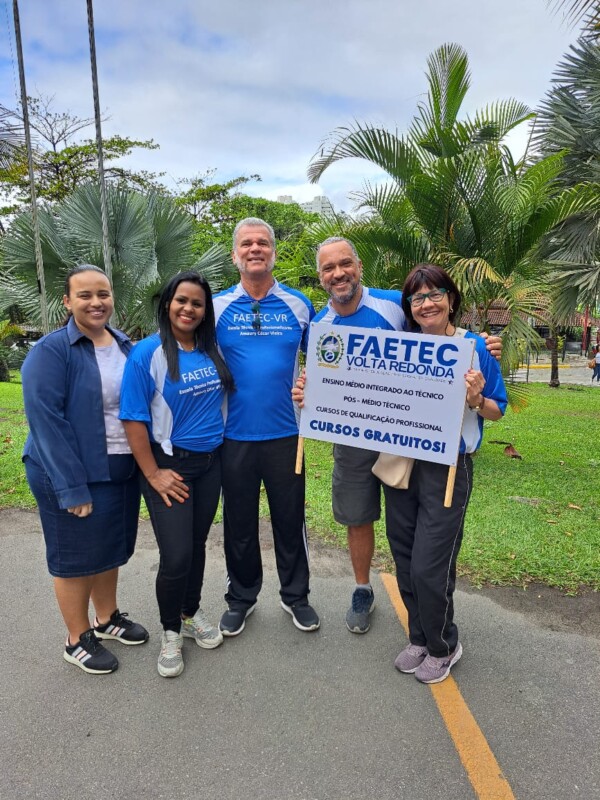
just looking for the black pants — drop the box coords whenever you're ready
[143,445,221,632]
[221,436,310,608]
[383,454,473,657]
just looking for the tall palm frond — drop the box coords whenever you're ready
[547,0,600,29]
[308,123,420,186]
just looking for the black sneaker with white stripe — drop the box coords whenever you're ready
[64,629,118,674]
[94,609,149,645]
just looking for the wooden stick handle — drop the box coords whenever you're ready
[295,435,304,475]
[444,465,457,508]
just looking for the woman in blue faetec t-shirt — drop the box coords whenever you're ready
[120,271,234,678]
[385,263,507,686]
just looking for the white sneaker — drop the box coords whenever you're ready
[158,630,184,678]
[181,608,223,649]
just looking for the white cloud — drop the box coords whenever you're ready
[1,0,581,211]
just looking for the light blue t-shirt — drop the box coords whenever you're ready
[313,287,406,331]
[461,332,507,453]
[119,334,225,454]
[214,280,315,441]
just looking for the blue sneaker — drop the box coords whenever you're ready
[219,604,256,637]
[280,600,320,631]
[345,587,375,634]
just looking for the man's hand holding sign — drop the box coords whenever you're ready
[296,323,477,505]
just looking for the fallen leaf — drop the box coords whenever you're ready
[559,460,565,466]
[565,531,573,536]
[546,520,558,524]
[504,444,522,459]
[567,503,582,510]
[509,553,516,559]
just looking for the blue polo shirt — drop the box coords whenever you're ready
[214,280,315,440]
[119,334,226,454]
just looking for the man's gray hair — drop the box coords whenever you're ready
[316,236,360,270]
[232,217,276,250]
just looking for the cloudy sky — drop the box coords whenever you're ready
[0,0,583,212]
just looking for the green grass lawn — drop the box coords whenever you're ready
[2,375,598,592]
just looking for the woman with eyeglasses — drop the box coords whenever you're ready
[385,263,507,684]
[120,271,234,678]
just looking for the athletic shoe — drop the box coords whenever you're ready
[157,630,184,678]
[63,629,118,675]
[280,600,320,632]
[394,643,428,673]
[345,587,375,634]
[219,604,257,637]
[182,608,223,649]
[415,643,463,684]
[94,609,149,645]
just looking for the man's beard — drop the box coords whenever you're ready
[329,279,360,304]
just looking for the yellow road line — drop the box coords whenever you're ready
[380,571,515,800]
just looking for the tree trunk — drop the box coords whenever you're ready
[548,326,560,388]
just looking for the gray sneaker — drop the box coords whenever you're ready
[394,643,428,673]
[158,630,184,678]
[182,609,223,649]
[345,587,375,634]
[415,643,463,684]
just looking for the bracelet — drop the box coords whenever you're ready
[468,395,485,412]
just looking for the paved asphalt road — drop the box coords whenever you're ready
[1,509,599,800]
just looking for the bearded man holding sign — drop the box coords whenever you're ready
[310,238,503,638]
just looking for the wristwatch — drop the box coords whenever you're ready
[468,396,485,412]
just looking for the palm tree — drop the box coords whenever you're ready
[546,0,600,29]
[308,43,598,388]
[0,182,234,334]
[534,29,600,385]
[536,35,600,319]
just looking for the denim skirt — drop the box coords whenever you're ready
[24,454,141,578]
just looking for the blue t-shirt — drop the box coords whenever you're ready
[461,332,507,454]
[312,287,405,330]
[119,334,225,454]
[214,280,315,440]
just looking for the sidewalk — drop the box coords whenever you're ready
[512,353,599,386]
[1,509,599,800]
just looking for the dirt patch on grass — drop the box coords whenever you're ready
[459,579,600,639]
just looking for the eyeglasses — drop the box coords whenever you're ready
[407,287,448,307]
[251,301,261,332]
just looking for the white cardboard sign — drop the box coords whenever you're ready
[299,322,475,467]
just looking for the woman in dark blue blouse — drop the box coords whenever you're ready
[22,265,148,675]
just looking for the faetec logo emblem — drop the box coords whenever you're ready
[316,332,344,368]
